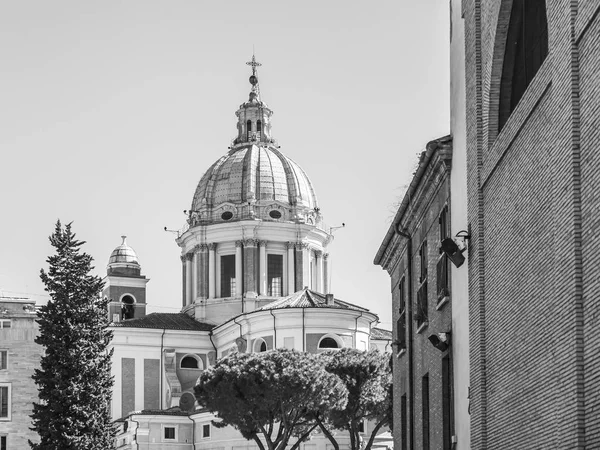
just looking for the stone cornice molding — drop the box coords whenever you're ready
[243,239,258,247]
[208,243,217,251]
[185,252,195,262]
[235,240,244,248]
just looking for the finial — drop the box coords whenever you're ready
[246,54,261,86]
[121,235,127,245]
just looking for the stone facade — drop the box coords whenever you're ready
[463,1,600,448]
[375,136,455,450]
[0,298,41,449]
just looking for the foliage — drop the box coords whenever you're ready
[194,349,347,450]
[30,221,115,450]
[319,349,393,450]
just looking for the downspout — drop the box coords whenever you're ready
[160,328,166,409]
[209,330,217,354]
[270,309,277,349]
[233,317,244,349]
[189,414,197,450]
[302,307,306,351]
[354,311,364,348]
[397,228,414,450]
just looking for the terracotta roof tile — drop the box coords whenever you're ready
[111,313,214,331]
[371,327,393,340]
[258,288,369,312]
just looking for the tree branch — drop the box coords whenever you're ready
[364,419,387,450]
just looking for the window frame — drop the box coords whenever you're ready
[267,253,284,297]
[180,354,203,370]
[202,423,211,439]
[162,424,178,442]
[0,320,11,329]
[318,334,342,351]
[219,254,237,298]
[0,350,7,371]
[0,383,11,421]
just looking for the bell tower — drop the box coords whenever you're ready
[103,236,149,322]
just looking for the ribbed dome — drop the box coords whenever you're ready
[191,145,318,211]
[108,236,139,267]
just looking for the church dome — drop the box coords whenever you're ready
[107,236,141,277]
[190,145,318,212]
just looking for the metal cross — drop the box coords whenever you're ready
[246,54,262,75]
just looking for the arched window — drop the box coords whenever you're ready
[254,338,268,353]
[246,120,252,140]
[121,294,135,320]
[498,0,548,130]
[257,120,262,136]
[180,355,202,369]
[318,336,340,350]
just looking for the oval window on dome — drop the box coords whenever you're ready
[221,211,233,221]
[269,210,282,219]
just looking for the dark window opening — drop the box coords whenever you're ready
[442,356,453,450]
[181,356,199,369]
[439,206,448,242]
[246,120,252,140]
[498,0,548,130]
[257,120,262,137]
[437,255,449,301]
[164,427,176,440]
[0,436,6,450]
[397,277,407,350]
[419,240,428,283]
[121,295,135,320]
[221,255,236,297]
[401,395,408,450]
[269,210,282,219]
[0,386,8,418]
[319,337,339,349]
[358,421,365,433]
[422,374,430,450]
[221,211,233,221]
[0,351,6,370]
[259,340,267,352]
[203,424,211,438]
[416,282,428,327]
[268,254,283,296]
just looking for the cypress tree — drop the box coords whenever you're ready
[30,221,115,450]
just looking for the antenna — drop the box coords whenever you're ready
[329,223,346,235]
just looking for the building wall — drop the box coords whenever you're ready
[449,0,470,448]
[0,300,41,449]
[464,1,600,448]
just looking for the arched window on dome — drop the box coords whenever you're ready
[246,120,252,140]
[256,120,262,138]
[498,0,548,131]
[180,354,203,370]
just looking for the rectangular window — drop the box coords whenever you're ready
[267,254,283,297]
[436,255,449,301]
[442,356,453,450]
[419,240,428,283]
[416,282,428,327]
[0,385,10,420]
[439,206,448,242]
[400,394,407,450]
[202,424,211,438]
[0,351,6,371]
[0,320,11,329]
[358,420,365,433]
[0,435,5,450]
[164,426,176,440]
[220,255,236,298]
[422,374,430,450]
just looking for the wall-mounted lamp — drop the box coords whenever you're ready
[441,230,471,268]
[428,332,451,352]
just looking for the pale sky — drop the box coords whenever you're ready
[0,1,450,330]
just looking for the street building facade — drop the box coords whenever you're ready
[375,136,459,450]
[463,0,600,448]
[0,297,41,449]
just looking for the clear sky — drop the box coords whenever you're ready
[0,1,450,330]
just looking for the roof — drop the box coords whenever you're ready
[111,313,214,331]
[108,236,140,267]
[374,135,452,266]
[258,288,369,312]
[371,327,393,340]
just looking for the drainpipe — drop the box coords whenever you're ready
[160,328,166,409]
[302,307,306,351]
[397,228,414,450]
[233,317,244,351]
[270,309,277,349]
[354,311,364,349]
[208,330,217,355]
[189,413,197,450]
[130,415,140,450]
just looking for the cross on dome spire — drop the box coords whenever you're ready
[246,54,261,76]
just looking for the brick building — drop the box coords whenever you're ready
[0,297,41,449]
[375,136,457,450]
[463,0,600,448]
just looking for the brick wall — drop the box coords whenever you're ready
[0,313,42,448]
[463,1,600,448]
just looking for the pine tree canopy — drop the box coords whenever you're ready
[30,221,115,450]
